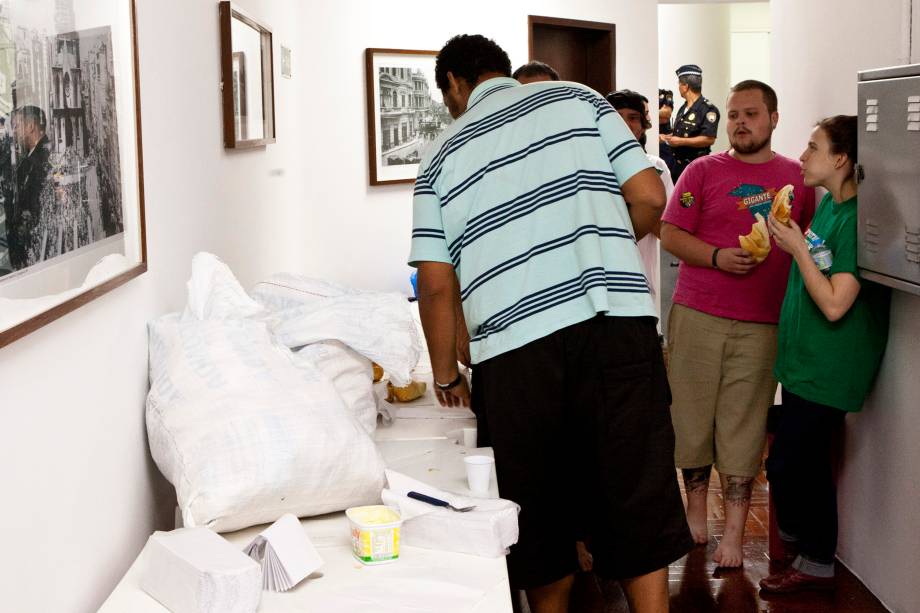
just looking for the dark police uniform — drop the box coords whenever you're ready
[658,89,677,179]
[671,64,720,180]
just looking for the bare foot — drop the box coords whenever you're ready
[686,496,709,545]
[682,467,712,545]
[576,541,594,572]
[714,473,753,568]
[713,533,744,567]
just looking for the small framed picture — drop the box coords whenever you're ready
[365,48,453,185]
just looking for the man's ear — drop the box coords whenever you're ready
[770,111,779,130]
[446,71,459,94]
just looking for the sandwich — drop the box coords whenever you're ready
[739,213,771,263]
[771,184,794,225]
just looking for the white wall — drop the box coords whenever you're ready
[288,0,660,293]
[658,2,770,155]
[771,1,920,612]
[0,1,659,611]
[659,3,732,152]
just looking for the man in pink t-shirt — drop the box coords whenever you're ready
[661,80,815,568]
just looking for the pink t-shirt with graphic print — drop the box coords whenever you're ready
[662,151,816,324]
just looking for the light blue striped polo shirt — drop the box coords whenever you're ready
[408,77,655,364]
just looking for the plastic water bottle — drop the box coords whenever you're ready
[811,242,833,274]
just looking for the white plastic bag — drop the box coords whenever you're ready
[292,340,377,435]
[146,254,386,533]
[252,274,421,386]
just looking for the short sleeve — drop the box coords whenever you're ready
[829,211,858,276]
[661,158,704,234]
[407,173,452,267]
[596,108,652,185]
[700,106,720,138]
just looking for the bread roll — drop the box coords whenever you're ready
[738,213,771,263]
[771,184,794,225]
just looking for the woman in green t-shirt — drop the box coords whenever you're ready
[758,115,890,594]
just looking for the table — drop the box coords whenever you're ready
[99,379,511,613]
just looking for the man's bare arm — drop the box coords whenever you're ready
[621,167,665,240]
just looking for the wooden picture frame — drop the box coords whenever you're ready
[365,48,452,185]
[219,1,275,149]
[0,0,148,349]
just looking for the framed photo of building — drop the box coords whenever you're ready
[0,0,147,348]
[365,48,453,185]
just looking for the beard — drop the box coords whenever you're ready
[730,130,771,154]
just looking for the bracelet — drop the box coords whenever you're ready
[435,373,463,391]
[711,247,721,269]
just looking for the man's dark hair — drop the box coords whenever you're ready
[678,74,702,94]
[659,88,674,109]
[730,79,778,114]
[606,89,652,130]
[13,105,46,131]
[512,61,560,82]
[817,115,858,166]
[434,34,512,92]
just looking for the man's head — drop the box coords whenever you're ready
[659,88,674,124]
[435,34,512,118]
[676,64,702,99]
[606,89,652,143]
[726,80,778,155]
[512,61,560,84]
[11,105,46,149]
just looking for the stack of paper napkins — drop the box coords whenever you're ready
[139,528,261,613]
[381,469,520,558]
[244,513,324,591]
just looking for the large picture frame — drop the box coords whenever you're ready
[365,48,453,185]
[0,0,147,348]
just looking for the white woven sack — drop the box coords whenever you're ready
[292,340,377,435]
[146,313,386,533]
[251,274,420,386]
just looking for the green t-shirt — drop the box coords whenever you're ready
[774,193,890,412]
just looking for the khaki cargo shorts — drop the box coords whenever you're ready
[667,303,778,477]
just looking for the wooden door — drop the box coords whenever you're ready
[528,15,615,95]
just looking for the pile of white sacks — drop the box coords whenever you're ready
[146,253,421,533]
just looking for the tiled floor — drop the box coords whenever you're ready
[531,470,889,612]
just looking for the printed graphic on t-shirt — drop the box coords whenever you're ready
[680,191,695,208]
[730,184,777,219]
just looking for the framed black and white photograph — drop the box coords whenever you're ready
[365,48,453,185]
[0,0,146,348]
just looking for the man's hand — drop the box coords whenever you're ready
[434,374,470,408]
[716,247,758,274]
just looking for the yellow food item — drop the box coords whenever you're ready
[372,362,384,383]
[739,213,771,263]
[386,380,427,403]
[347,505,401,525]
[771,184,794,225]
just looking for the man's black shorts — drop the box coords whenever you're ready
[476,315,693,590]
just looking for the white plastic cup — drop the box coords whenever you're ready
[464,455,494,494]
[462,427,478,448]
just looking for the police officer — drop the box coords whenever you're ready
[658,88,678,179]
[662,64,720,181]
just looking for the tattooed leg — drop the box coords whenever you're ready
[713,474,754,567]
[681,466,712,545]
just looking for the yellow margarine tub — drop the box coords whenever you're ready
[345,505,402,564]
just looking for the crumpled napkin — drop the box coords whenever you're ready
[381,469,519,557]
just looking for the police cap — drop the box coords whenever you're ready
[676,64,702,78]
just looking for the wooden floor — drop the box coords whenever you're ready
[523,470,889,612]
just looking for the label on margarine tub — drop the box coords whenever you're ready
[346,505,402,564]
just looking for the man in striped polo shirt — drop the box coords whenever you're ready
[409,34,692,612]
